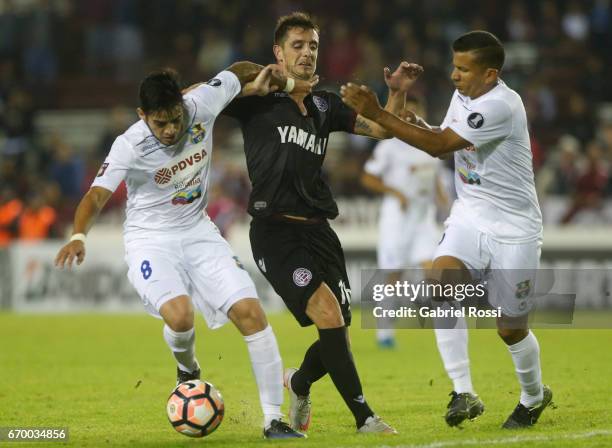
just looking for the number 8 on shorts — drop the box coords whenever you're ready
[141,260,152,280]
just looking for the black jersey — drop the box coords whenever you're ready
[223,90,356,219]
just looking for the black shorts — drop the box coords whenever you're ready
[250,217,352,327]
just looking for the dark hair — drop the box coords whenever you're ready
[274,12,319,45]
[139,69,183,114]
[452,30,505,70]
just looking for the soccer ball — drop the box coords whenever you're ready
[166,380,224,437]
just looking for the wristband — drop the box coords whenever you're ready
[283,77,295,93]
[70,233,86,243]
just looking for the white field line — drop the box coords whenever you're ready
[344,429,612,448]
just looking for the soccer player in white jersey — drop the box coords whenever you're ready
[54,63,314,439]
[361,96,449,348]
[341,31,552,429]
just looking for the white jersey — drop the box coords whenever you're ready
[365,138,441,269]
[92,70,241,237]
[441,80,542,243]
[364,137,440,225]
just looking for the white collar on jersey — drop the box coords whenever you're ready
[458,79,505,105]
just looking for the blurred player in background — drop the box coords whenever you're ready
[341,31,552,430]
[361,95,449,348]
[54,62,313,439]
[223,12,421,434]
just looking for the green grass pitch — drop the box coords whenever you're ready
[1,310,611,447]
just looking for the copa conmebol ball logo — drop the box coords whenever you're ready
[155,168,172,184]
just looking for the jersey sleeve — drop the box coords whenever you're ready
[363,141,390,177]
[221,95,257,122]
[447,99,513,149]
[328,92,357,133]
[91,136,134,193]
[185,70,241,119]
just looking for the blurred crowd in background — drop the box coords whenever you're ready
[1,0,612,245]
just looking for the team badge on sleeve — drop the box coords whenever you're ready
[97,162,109,177]
[467,112,484,129]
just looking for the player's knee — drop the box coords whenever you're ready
[314,307,344,328]
[497,327,528,345]
[160,296,194,332]
[228,298,268,333]
[166,310,194,332]
[305,283,345,328]
[432,257,469,283]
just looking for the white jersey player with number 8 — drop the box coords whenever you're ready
[54,63,314,439]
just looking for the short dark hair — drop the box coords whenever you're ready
[274,12,319,45]
[139,69,183,114]
[452,30,505,71]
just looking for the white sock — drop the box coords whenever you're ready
[244,325,283,428]
[507,330,543,407]
[163,325,199,373]
[434,312,474,394]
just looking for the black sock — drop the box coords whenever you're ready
[291,340,327,396]
[317,327,374,428]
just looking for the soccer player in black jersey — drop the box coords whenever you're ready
[223,12,421,434]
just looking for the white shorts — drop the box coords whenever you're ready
[378,223,439,270]
[377,214,440,270]
[434,218,541,317]
[124,218,258,329]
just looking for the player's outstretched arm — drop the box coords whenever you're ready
[352,62,423,139]
[360,173,409,210]
[54,186,112,269]
[341,83,470,157]
[383,61,422,115]
[398,105,439,131]
[226,61,316,95]
[240,64,319,97]
[182,62,318,97]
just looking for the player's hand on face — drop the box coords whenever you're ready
[384,62,423,92]
[251,64,278,96]
[293,75,319,94]
[54,241,86,269]
[267,64,286,92]
[340,83,383,120]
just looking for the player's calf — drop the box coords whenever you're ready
[161,298,200,384]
